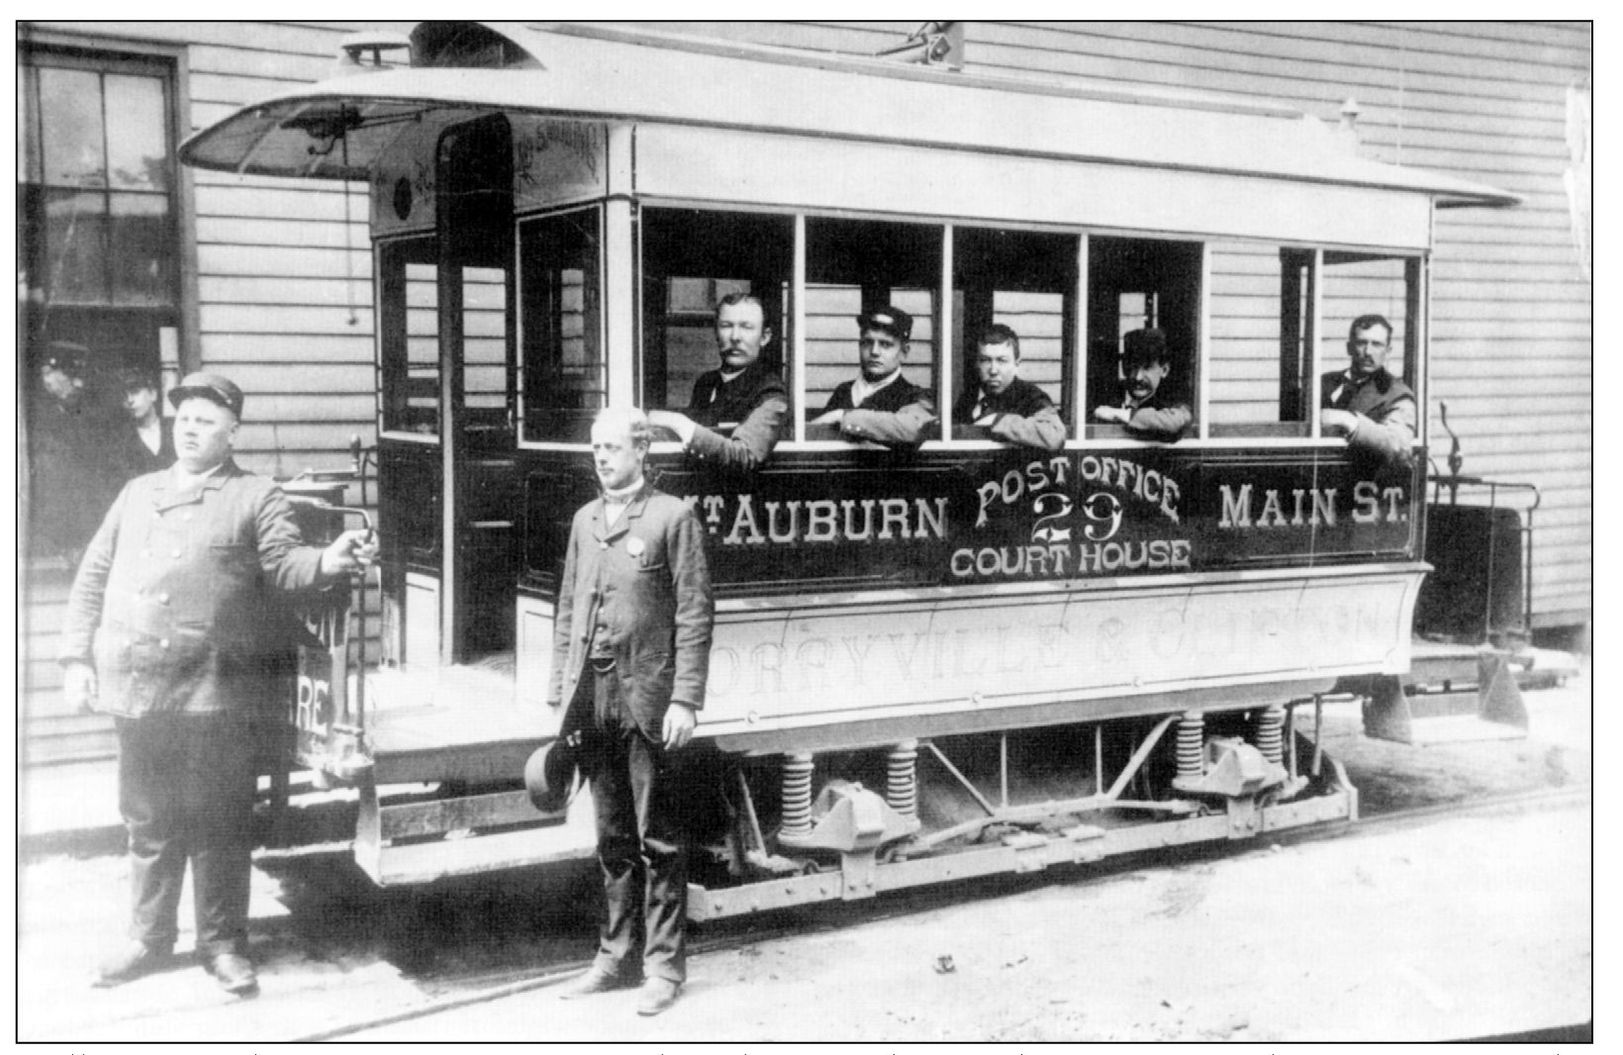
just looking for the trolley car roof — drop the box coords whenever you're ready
[180,21,1517,210]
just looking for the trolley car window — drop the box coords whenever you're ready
[639,208,794,413]
[519,208,602,443]
[379,237,441,438]
[804,217,942,441]
[1206,244,1316,437]
[1086,237,1201,439]
[950,227,1077,438]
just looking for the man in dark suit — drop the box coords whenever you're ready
[28,341,118,564]
[647,293,788,473]
[1091,327,1193,441]
[808,304,937,446]
[951,323,1066,449]
[1320,313,1416,467]
[113,366,176,478]
[550,406,714,1017]
[61,372,374,995]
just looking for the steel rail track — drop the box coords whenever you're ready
[294,780,1589,1042]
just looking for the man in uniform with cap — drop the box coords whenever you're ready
[549,406,713,1017]
[1320,313,1416,467]
[1091,327,1193,442]
[647,292,789,474]
[28,340,115,562]
[809,304,938,446]
[61,371,375,996]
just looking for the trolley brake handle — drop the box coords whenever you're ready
[285,495,375,731]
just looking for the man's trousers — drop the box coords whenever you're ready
[115,714,258,958]
[586,665,689,984]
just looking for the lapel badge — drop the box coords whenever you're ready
[626,536,646,559]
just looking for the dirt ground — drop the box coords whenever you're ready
[18,671,1593,1045]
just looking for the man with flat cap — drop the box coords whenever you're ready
[61,372,375,996]
[809,304,938,447]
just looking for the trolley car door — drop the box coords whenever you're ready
[434,113,516,666]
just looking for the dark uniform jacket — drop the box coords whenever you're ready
[820,373,938,446]
[28,397,123,559]
[1319,367,1417,464]
[684,361,789,472]
[952,378,1066,450]
[61,460,330,718]
[547,484,714,744]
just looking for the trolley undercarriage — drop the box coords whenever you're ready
[299,666,1357,917]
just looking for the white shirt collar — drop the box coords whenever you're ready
[850,369,902,408]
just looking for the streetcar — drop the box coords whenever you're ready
[179,21,1520,914]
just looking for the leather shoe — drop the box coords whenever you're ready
[560,966,641,1000]
[93,941,171,988]
[636,977,681,1017]
[206,952,258,996]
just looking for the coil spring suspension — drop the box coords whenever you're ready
[779,753,815,838]
[1255,704,1286,766]
[886,740,919,820]
[1176,711,1205,780]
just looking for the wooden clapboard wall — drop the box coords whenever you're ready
[633,20,1592,630]
[20,22,372,765]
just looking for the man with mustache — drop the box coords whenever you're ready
[808,305,938,447]
[1320,313,1417,467]
[647,293,788,473]
[1091,327,1192,441]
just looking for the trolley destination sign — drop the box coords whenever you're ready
[523,447,1421,596]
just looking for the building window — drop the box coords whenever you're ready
[19,47,178,362]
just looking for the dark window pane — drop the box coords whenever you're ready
[20,65,42,184]
[44,189,108,304]
[379,239,441,437]
[39,67,106,188]
[109,192,173,306]
[105,74,168,191]
[520,209,601,443]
